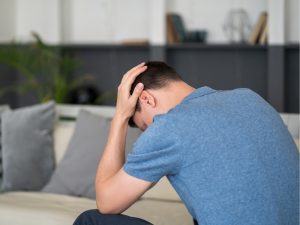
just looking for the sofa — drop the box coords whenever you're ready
[0,104,298,225]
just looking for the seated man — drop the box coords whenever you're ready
[74,62,299,225]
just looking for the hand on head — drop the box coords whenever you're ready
[115,62,147,121]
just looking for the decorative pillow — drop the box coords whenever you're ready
[1,101,55,191]
[43,110,141,199]
[0,105,10,190]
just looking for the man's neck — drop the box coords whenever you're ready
[153,81,195,113]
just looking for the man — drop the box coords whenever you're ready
[74,62,299,225]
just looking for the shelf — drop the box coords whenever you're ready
[166,43,268,51]
[0,43,297,51]
[285,44,300,50]
[58,44,150,51]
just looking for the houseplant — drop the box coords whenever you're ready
[0,33,103,104]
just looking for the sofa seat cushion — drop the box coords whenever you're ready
[126,198,193,225]
[0,192,192,225]
[0,192,95,225]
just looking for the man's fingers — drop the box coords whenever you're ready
[130,83,144,102]
[125,65,147,85]
[121,62,145,83]
[129,62,146,74]
[120,65,147,94]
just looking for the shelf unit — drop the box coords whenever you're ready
[0,43,298,113]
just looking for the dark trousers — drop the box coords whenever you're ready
[73,209,153,225]
[74,209,199,225]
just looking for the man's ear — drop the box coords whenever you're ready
[139,90,156,108]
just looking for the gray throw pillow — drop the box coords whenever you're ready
[43,110,141,199]
[0,105,10,190]
[1,101,55,191]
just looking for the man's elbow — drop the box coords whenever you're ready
[96,201,123,215]
[97,203,115,215]
[96,191,123,214]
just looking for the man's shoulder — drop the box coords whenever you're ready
[139,116,176,141]
[131,115,179,155]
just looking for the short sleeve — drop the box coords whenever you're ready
[123,120,181,182]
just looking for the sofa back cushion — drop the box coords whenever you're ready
[1,101,55,191]
[279,113,299,138]
[54,122,75,165]
[280,113,299,148]
[53,104,115,165]
[0,105,10,190]
[47,108,141,199]
[44,110,111,198]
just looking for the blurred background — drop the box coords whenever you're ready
[0,0,299,112]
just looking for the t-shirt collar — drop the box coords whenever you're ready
[182,86,217,103]
[153,86,216,123]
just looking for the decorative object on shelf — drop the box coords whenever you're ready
[64,74,113,105]
[0,33,105,104]
[258,22,268,45]
[223,9,252,43]
[166,13,207,44]
[121,39,149,46]
[248,12,268,45]
[166,14,179,44]
[66,84,99,105]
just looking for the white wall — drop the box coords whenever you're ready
[15,0,60,44]
[0,0,16,42]
[62,0,150,44]
[268,0,285,45]
[66,0,113,43]
[111,0,149,43]
[149,0,166,45]
[285,0,299,43]
[0,0,298,44]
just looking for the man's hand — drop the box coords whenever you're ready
[115,62,147,121]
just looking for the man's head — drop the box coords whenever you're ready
[129,61,194,130]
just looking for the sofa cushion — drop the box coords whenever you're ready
[53,121,75,165]
[43,110,141,199]
[1,101,55,191]
[43,110,109,199]
[126,198,192,225]
[279,113,299,149]
[0,192,96,225]
[142,177,181,201]
[0,191,192,225]
[280,113,299,138]
[0,105,10,189]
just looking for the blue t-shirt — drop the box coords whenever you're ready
[124,87,299,225]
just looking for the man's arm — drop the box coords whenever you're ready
[95,63,153,214]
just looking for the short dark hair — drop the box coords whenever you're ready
[128,61,182,127]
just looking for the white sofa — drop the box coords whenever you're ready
[0,104,298,225]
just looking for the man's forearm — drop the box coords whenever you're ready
[94,63,147,213]
[95,115,128,186]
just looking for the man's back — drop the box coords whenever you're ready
[125,87,299,225]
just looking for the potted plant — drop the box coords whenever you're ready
[0,32,108,104]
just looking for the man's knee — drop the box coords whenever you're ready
[73,209,153,225]
[73,209,101,225]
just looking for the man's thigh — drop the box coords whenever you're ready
[73,209,153,225]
